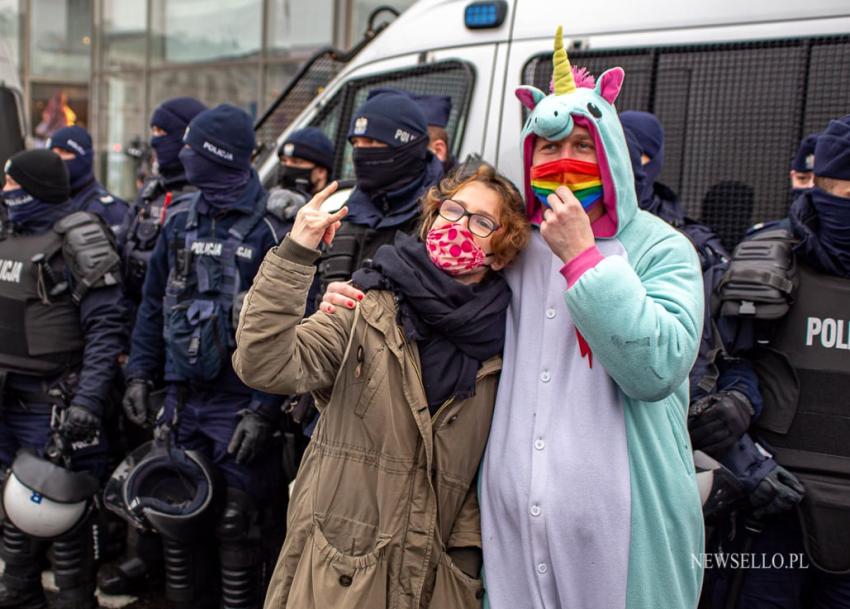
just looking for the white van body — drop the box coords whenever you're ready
[0,42,26,168]
[258,0,850,244]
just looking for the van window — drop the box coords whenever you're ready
[523,35,850,250]
[309,59,475,181]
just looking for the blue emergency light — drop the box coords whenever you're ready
[464,0,508,29]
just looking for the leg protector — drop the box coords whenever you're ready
[162,538,217,609]
[0,525,46,609]
[51,524,96,609]
[216,488,262,609]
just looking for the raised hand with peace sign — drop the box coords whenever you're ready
[289,181,349,250]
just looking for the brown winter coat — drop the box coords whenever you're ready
[232,237,501,609]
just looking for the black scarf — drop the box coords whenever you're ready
[353,232,510,413]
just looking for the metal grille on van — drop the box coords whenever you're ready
[523,35,850,250]
[255,52,348,163]
[309,60,476,181]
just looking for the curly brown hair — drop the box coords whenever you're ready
[418,164,531,268]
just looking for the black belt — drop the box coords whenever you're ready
[2,389,57,412]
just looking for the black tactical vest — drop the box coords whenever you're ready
[315,216,419,307]
[0,230,84,376]
[753,261,850,573]
[754,262,850,472]
[123,178,192,302]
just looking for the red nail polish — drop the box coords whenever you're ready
[357,294,364,301]
[348,300,355,308]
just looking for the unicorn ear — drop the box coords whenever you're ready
[594,67,625,104]
[515,86,547,111]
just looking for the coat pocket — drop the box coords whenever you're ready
[286,522,390,609]
[353,344,388,418]
[665,402,695,476]
[428,552,484,609]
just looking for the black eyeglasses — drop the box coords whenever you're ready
[438,199,500,238]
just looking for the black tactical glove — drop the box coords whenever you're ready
[266,187,308,222]
[59,404,100,442]
[688,390,755,457]
[227,410,272,464]
[123,379,153,427]
[750,465,805,519]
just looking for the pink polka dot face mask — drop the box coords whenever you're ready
[426,223,489,276]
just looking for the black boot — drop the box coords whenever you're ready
[97,529,163,595]
[51,525,97,609]
[0,525,46,609]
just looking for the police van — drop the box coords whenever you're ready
[256,0,850,249]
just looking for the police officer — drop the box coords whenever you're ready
[705,117,850,608]
[277,127,333,195]
[100,97,209,598]
[121,104,286,609]
[0,149,126,609]
[317,89,444,300]
[47,126,129,236]
[789,132,819,195]
[619,112,765,539]
[265,127,334,225]
[619,112,750,402]
[120,97,207,308]
[412,93,454,173]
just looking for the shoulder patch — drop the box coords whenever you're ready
[99,195,115,205]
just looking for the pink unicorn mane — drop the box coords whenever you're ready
[549,66,596,93]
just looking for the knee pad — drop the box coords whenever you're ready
[215,487,258,545]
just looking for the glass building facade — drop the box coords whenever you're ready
[0,0,414,197]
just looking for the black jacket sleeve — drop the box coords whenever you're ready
[72,283,128,416]
[125,219,171,382]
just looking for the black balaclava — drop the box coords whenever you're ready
[47,126,94,193]
[352,137,430,195]
[3,149,70,226]
[620,111,664,203]
[794,116,850,276]
[346,89,429,196]
[150,96,208,176]
[180,104,255,210]
[179,147,250,210]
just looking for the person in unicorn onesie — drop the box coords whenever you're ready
[478,27,705,609]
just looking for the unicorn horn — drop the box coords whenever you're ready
[552,25,576,95]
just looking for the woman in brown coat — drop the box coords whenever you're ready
[233,165,529,609]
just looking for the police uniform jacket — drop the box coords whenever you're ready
[125,176,286,419]
[0,203,127,416]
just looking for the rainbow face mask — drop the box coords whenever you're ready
[530,157,602,210]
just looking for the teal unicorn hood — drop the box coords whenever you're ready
[517,26,638,238]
